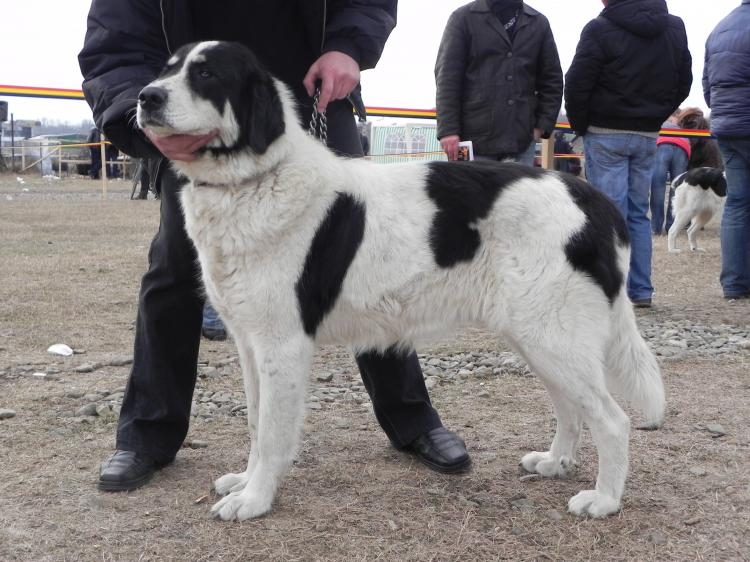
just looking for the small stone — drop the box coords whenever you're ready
[74,363,96,373]
[387,519,399,531]
[184,440,209,449]
[75,403,98,417]
[108,356,133,367]
[689,466,707,477]
[0,409,17,420]
[683,516,702,526]
[307,402,322,410]
[545,509,563,521]
[705,424,727,437]
[316,372,334,382]
[646,531,668,545]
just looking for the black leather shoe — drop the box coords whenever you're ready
[201,326,227,341]
[403,427,471,473]
[98,450,164,492]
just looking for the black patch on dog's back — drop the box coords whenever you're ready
[296,193,366,337]
[674,167,727,197]
[560,174,629,303]
[425,161,545,267]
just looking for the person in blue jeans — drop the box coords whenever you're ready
[650,112,690,235]
[703,0,750,300]
[564,0,692,308]
[201,302,227,341]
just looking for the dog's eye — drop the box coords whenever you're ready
[198,70,213,79]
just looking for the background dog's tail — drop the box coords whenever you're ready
[605,295,666,429]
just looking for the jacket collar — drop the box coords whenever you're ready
[471,0,537,47]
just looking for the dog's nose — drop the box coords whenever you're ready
[138,86,168,109]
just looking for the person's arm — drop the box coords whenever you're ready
[533,20,564,139]
[78,0,170,158]
[434,11,468,160]
[564,20,604,136]
[674,20,693,110]
[303,0,397,113]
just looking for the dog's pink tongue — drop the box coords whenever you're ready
[145,130,219,162]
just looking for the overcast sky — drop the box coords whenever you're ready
[1,1,740,125]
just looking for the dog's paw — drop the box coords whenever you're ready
[210,490,272,521]
[214,472,250,496]
[567,489,620,518]
[520,451,575,477]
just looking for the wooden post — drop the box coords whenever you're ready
[540,137,554,170]
[100,133,108,199]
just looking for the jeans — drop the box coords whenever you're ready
[583,132,657,301]
[202,302,226,331]
[475,139,537,166]
[650,143,688,234]
[717,137,750,297]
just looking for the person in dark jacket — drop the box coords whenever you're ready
[87,127,101,179]
[703,0,750,300]
[78,0,471,492]
[564,0,692,308]
[435,0,563,163]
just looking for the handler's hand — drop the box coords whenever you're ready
[144,129,218,162]
[303,51,360,114]
[440,134,461,161]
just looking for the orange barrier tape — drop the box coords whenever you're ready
[0,84,713,137]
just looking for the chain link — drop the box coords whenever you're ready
[308,88,328,146]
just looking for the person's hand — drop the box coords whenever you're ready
[440,134,461,161]
[143,129,218,162]
[533,128,543,141]
[303,51,360,113]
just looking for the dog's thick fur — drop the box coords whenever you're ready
[137,41,665,521]
[667,167,727,252]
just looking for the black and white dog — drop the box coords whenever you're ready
[136,41,664,521]
[667,167,727,252]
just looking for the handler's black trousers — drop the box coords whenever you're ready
[116,102,442,463]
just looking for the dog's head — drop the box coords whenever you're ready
[136,41,285,157]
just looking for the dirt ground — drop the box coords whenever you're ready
[0,174,748,562]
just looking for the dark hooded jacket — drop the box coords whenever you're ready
[77,0,396,160]
[702,0,750,138]
[564,0,692,135]
[435,0,563,156]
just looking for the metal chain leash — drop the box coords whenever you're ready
[308,88,328,146]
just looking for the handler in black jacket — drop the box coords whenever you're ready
[564,0,691,308]
[78,0,470,491]
[435,0,563,163]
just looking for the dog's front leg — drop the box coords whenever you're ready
[211,333,314,521]
[214,339,261,496]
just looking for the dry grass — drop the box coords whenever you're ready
[0,174,748,562]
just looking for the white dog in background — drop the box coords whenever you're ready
[136,41,665,521]
[668,167,727,252]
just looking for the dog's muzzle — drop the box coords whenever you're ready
[138,86,168,125]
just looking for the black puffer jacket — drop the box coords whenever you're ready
[434,0,563,156]
[78,0,396,159]
[564,0,692,135]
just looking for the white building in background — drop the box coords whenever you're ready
[368,122,446,164]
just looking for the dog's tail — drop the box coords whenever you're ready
[605,293,665,429]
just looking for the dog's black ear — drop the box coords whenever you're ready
[239,68,285,154]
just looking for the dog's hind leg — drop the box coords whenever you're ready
[520,384,582,478]
[512,327,628,517]
[214,340,260,496]
[667,212,691,252]
[686,210,712,251]
[211,333,314,521]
